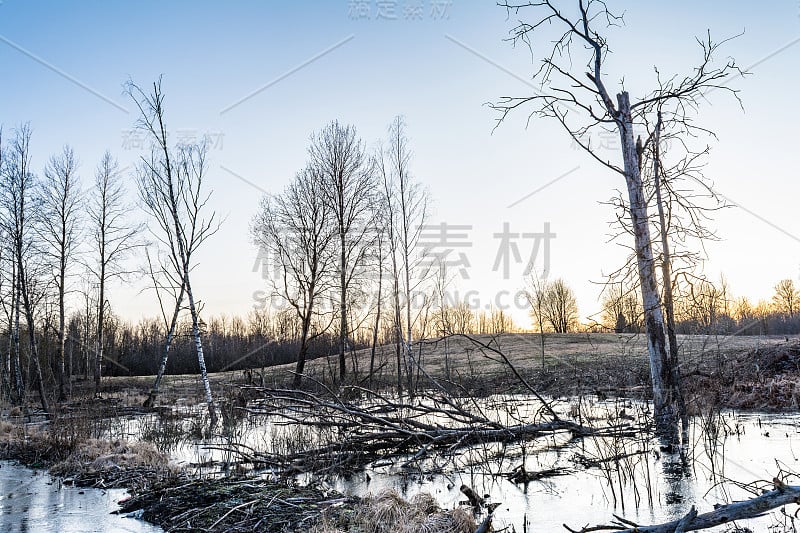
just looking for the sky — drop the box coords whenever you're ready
[1,0,799,329]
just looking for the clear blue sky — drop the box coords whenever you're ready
[1,0,799,327]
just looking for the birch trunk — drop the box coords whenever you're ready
[144,283,185,408]
[185,277,217,427]
[616,91,675,440]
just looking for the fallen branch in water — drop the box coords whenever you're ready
[234,386,637,476]
[506,465,571,484]
[564,479,800,532]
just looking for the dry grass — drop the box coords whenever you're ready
[87,333,796,410]
[50,438,171,475]
[311,489,476,533]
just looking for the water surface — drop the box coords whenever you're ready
[0,461,162,533]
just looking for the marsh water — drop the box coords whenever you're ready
[6,395,800,532]
[330,411,800,531]
[0,461,162,533]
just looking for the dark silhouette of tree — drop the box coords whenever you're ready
[251,167,336,388]
[773,279,800,318]
[87,152,140,398]
[311,121,376,381]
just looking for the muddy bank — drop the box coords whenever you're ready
[118,477,479,533]
[684,338,800,410]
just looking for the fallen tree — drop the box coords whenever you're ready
[565,478,800,532]
[228,385,636,476]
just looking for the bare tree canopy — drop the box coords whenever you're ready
[0,124,49,413]
[493,0,743,441]
[772,279,799,318]
[40,145,82,401]
[527,277,579,334]
[87,151,140,397]
[378,116,429,393]
[252,166,337,388]
[310,120,377,381]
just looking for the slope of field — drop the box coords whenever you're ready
[101,333,798,411]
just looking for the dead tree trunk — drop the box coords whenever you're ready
[652,111,689,444]
[568,482,800,533]
[617,92,675,440]
[492,0,742,444]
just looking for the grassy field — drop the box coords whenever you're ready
[94,332,798,411]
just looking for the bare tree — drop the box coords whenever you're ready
[87,152,139,395]
[311,121,376,381]
[772,279,800,318]
[0,125,49,413]
[379,151,404,393]
[367,218,386,387]
[127,79,220,427]
[525,272,549,366]
[40,145,82,401]
[0,129,13,401]
[675,277,728,334]
[251,167,336,388]
[527,277,578,335]
[544,278,578,333]
[378,117,429,392]
[493,0,742,439]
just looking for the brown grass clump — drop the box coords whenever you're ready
[0,414,178,492]
[51,438,170,473]
[312,489,476,533]
[684,339,800,411]
[49,438,177,490]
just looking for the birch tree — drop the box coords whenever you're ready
[127,79,220,427]
[389,117,428,391]
[525,272,549,366]
[87,152,139,395]
[494,0,743,440]
[0,130,12,401]
[40,146,81,401]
